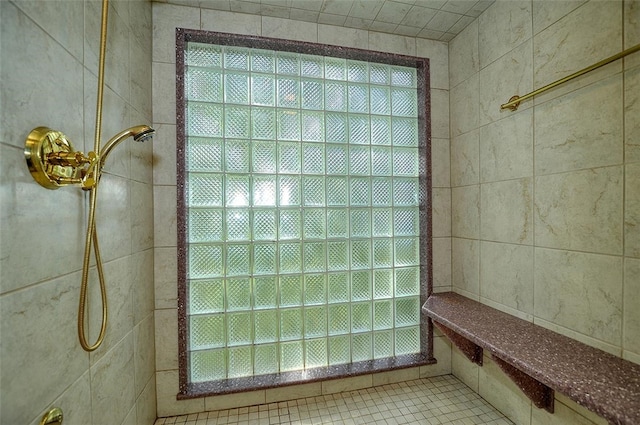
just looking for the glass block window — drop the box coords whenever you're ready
[178,31,430,395]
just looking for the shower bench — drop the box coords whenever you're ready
[423,292,640,425]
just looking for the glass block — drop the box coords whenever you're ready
[252,107,276,140]
[225,139,250,173]
[350,240,371,269]
[279,275,302,307]
[277,52,300,75]
[190,314,225,349]
[189,244,223,278]
[349,146,370,176]
[395,267,420,297]
[304,306,327,338]
[350,178,370,206]
[393,178,419,206]
[329,335,350,365]
[351,302,372,333]
[225,209,250,241]
[253,276,277,309]
[328,304,350,335]
[325,82,347,111]
[226,277,251,311]
[369,63,389,85]
[277,78,300,108]
[373,239,393,268]
[301,111,324,142]
[187,137,222,172]
[352,332,372,362]
[301,55,324,78]
[279,210,301,240]
[279,242,302,273]
[349,209,370,241]
[371,146,392,176]
[280,308,303,340]
[253,243,276,275]
[328,273,349,303]
[371,178,391,207]
[226,244,251,276]
[374,330,394,359]
[252,140,276,174]
[254,344,278,376]
[395,297,420,327]
[189,208,223,242]
[303,209,326,240]
[370,116,391,146]
[190,278,224,314]
[347,60,369,82]
[253,209,277,240]
[395,326,420,355]
[186,42,222,68]
[374,300,393,330]
[391,66,416,87]
[394,208,419,236]
[393,147,419,176]
[251,75,275,106]
[187,67,222,102]
[327,208,348,238]
[326,145,348,175]
[370,86,390,115]
[326,177,347,206]
[351,270,371,301]
[391,117,418,146]
[227,311,252,345]
[254,310,278,343]
[224,72,249,104]
[325,57,346,80]
[253,175,277,206]
[228,345,253,378]
[225,106,250,138]
[278,110,301,141]
[187,102,223,137]
[278,175,301,206]
[301,80,324,110]
[302,143,325,174]
[305,338,328,368]
[278,142,301,174]
[303,242,326,272]
[374,269,393,299]
[191,349,226,382]
[224,47,249,70]
[304,273,326,304]
[280,340,304,371]
[325,113,347,143]
[349,115,370,144]
[372,208,392,237]
[391,88,418,117]
[348,85,369,113]
[251,49,275,73]
[303,176,325,207]
[395,237,419,267]
[327,241,348,271]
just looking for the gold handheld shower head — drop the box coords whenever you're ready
[99,125,156,167]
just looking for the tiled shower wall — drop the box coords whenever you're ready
[0,1,155,424]
[151,2,453,417]
[448,1,640,424]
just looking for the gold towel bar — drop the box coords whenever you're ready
[501,43,640,111]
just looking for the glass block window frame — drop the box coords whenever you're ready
[176,29,433,399]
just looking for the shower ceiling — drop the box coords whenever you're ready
[168,0,494,42]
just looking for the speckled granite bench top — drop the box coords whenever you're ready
[423,292,640,425]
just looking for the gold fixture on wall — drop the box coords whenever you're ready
[40,407,63,425]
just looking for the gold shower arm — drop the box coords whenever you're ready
[501,43,640,111]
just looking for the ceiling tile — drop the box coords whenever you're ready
[320,0,354,15]
[318,12,348,25]
[349,0,384,20]
[425,9,462,32]
[440,0,475,14]
[400,5,439,28]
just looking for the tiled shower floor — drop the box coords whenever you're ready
[154,375,513,425]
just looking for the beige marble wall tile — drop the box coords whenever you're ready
[205,389,265,412]
[534,248,623,345]
[554,394,609,425]
[416,38,449,90]
[451,185,479,239]
[432,188,451,238]
[532,0,587,35]
[534,75,623,176]
[154,185,178,248]
[533,317,621,356]
[372,367,420,386]
[321,374,373,394]
[420,336,452,377]
[152,3,200,64]
[95,174,133,261]
[451,345,479,392]
[480,296,533,322]
[448,19,479,89]
[133,250,155,325]
[431,88,450,140]
[137,377,158,425]
[262,16,318,42]
[154,247,179,308]
[452,238,479,296]
[626,0,640,69]
[155,308,179,371]
[318,24,368,49]
[265,382,322,403]
[450,73,479,137]
[625,67,640,163]
[451,129,479,187]
[534,167,623,255]
[201,9,261,35]
[478,355,532,425]
[368,32,416,56]
[626,163,640,257]
[157,370,204,417]
[478,1,532,69]
[153,124,178,186]
[480,241,534,314]
[134,314,156,400]
[433,237,452,290]
[481,178,532,244]
[624,350,640,366]
[532,397,598,425]
[623,257,640,355]
[131,181,155,252]
[46,371,93,425]
[431,138,450,188]
[480,108,533,183]
[152,61,177,125]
